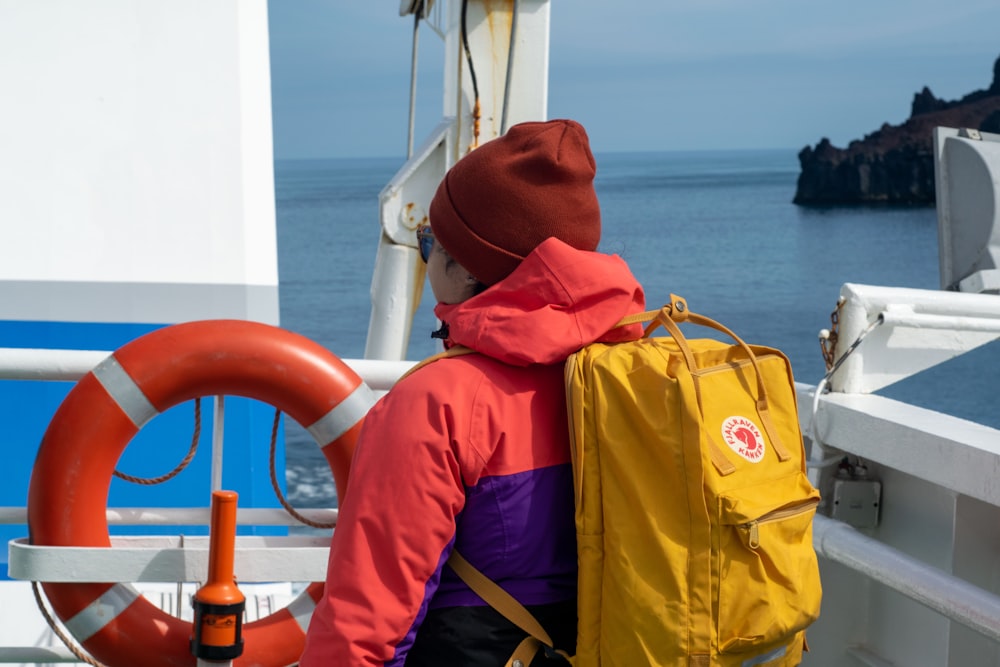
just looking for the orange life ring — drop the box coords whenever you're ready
[27,319,373,667]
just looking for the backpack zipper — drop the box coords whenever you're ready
[741,497,820,549]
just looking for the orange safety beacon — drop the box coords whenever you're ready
[191,490,246,661]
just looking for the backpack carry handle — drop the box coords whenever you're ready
[616,295,792,467]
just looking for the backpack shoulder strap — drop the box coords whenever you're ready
[447,550,572,664]
[447,550,554,646]
[399,345,477,381]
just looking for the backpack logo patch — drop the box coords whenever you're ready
[721,416,765,463]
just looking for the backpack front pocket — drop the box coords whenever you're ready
[715,472,822,654]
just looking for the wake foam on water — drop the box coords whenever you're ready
[286,463,337,508]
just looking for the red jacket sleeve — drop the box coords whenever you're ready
[299,362,483,665]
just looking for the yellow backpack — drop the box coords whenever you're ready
[448,295,822,666]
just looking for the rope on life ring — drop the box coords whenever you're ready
[27,319,375,667]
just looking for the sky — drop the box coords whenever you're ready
[267,1,1000,160]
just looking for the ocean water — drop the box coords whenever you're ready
[275,149,1000,505]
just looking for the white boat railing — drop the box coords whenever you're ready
[811,514,1000,643]
[1,648,77,665]
[9,535,330,584]
[5,349,1000,663]
[0,348,415,390]
[830,283,1000,394]
[0,507,336,527]
[796,381,1000,656]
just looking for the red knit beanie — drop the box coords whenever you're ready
[429,119,601,286]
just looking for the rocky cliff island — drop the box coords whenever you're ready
[794,56,1000,206]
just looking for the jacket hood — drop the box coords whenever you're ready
[434,237,646,366]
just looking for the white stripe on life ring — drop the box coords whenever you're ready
[307,383,376,446]
[92,356,159,428]
[63,584,140,642]
[285,590,317,634]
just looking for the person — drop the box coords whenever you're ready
[299,119,646,665]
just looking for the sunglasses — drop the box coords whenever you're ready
[417,225,434,263]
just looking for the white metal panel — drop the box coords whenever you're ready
[934,127,1000,292]
[0,0,277,324]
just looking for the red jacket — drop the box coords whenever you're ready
[300,238,644,665]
